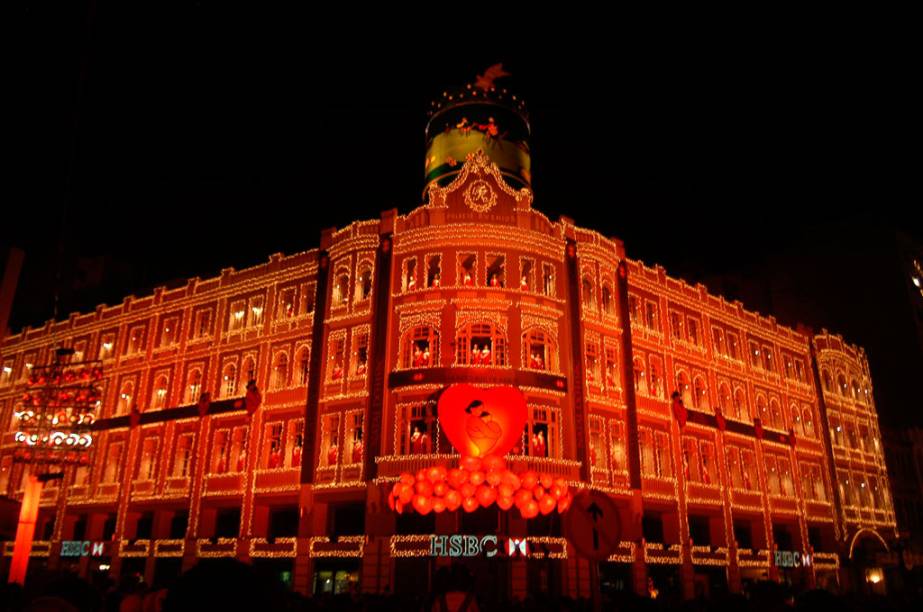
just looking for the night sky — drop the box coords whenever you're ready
[5,6,920,420]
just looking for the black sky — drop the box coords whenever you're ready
[5,5,920,336]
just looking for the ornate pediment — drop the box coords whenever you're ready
[427,149,533,218]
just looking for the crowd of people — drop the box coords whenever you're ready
[0,559,919,611]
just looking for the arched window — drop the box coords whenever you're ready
[851,379,861,401]
[456,322,506,366]
[837,373,849,396]
[822,370,832,392]
[356,265,372,302]
[522,329,556,371]
[118,381,134,415]
[733,387,747,420]
[296,346,310,385]
[581,276,595,311]
[633,357,647,395]
[802,407,815,437]
[676,371,692,406]
[693,377,708,409]
[769,399,783,429]
[402,326,439,368]
[222,365,237,398]
[718,383,732,413]
[790,403,802,435]
[152,376,169,409]
[601,285,613,315]
[334,272,350,306]
[242,357,256,388]
[648,359,663,398]
[271,353,289,390]
[186,371,202,403]
[756,395,769,423]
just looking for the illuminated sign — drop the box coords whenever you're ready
[774,550,812,568]
[60,541,108,558]
[429,535,529,558]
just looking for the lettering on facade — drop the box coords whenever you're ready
[60,541,108,558]
[774,550,812,568]
[429,535,530,558]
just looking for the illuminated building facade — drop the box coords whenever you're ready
[0,82,897,600]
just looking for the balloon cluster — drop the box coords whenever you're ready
[388,454,573,519]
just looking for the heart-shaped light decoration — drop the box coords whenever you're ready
[438,384,527,457]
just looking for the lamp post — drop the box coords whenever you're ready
[7,347,101,584]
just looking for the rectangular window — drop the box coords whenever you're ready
[212,430,230,474]
[655,431,673,478]
[712,327,725,356]
[229,301,246,332]
[328,333,346,381]
[402,257,418,292]
[670,311,683,340]
[588,417,605,470]
[0,360,13,386]
[249,296,265,327]
[126,326,145,356]
[727,447,743,489]
[426,255,442,288]
[749,341,761,367]
[278,287,297,320]
[527,406,559,459]
[645,302,659,330]
[172,434,194,478]
[686,317,700,346]
[346,412,364,465]
[519,258,535,292]
[585,339,599,384]
[160,317,179,347]
[609,420,626,474]
[103,443,123,483]
[352,330,369,377]
[628,296,640,322]
[99,335,115,360]
[322,413,341,467]
[486,254,505,288]
[762,345,774,372]
[265,422,285,468]
[137,438,159,481]
[305,282,316,314]
[403,402,437,455]
[72,341,87,362]
[541,263,555,297]
[194,309,212,338]
[726,333,739,360]
[603,343,619,391]
[459,253,476,287]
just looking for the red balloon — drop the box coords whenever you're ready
[433,482,449,497]
[416,469,427,482]
[539,495,557,515]
[482,454,507,472]
[445,490,462,511]
[498,483,515,499]
[532,485,545,501]
[432,498,446,513]
[540,474,553,490]
[550,485,564,500]
[460,455,482,472]
[460,483,476,499]
[469,470,485,486]
[395,499,404,513]
[413,495,433,515]
[485,470,503,487]
[439,385,528,457]
[497,495,514,511]
[520,471,538,490]
[476,485,497,508]
[521,499,539,519]
[501,471,521,490]
[515,489,533,508]
[462,496,479,513]
[388,494,395,511]
[447,468,468,488]
[398,484,413,504]
[557,495,572,514]
[415,480,433,497]
[428,466,446,483]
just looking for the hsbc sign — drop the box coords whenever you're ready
[429,535,530,558]
[60,541,108,558]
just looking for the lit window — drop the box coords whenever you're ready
[426,255,442,288]
[455,323,506,366]
[404,326,438,368]
[486,254,505,288]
